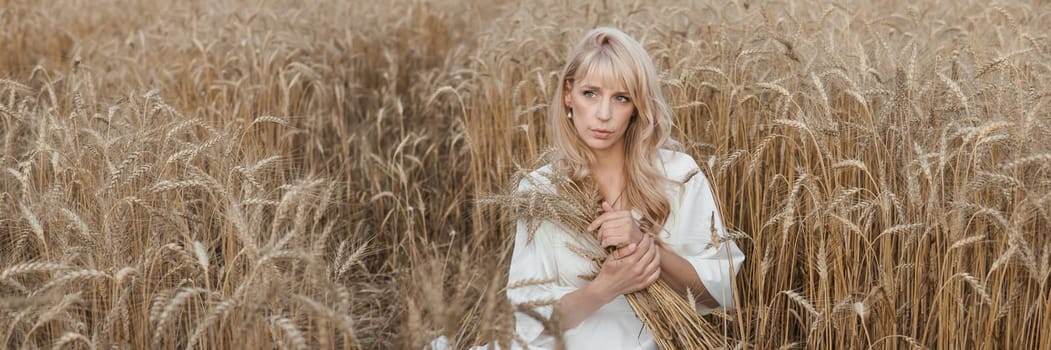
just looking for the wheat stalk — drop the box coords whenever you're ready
[271,315,310,350]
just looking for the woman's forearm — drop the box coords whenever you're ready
[658,249,718,307]
[554,284,614,330]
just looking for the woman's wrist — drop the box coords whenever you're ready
[585,278,616,304]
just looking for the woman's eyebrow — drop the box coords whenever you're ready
[582,84,629,95]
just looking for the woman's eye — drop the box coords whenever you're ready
[583,91,596,98]
[616,95,631,103]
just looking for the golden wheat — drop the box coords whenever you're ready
[0,0,1049,349]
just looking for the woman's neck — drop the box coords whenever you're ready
[590,144,626,174]
[590,147,627,208]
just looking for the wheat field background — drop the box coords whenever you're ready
[1,0,1049,349]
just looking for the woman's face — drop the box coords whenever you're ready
[564,73,635,153]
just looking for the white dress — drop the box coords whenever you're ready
[505,150,746,350]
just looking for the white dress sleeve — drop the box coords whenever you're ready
[505,181,579,345]
[667,171,745,312]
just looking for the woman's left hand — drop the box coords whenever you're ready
[588,201,645,256]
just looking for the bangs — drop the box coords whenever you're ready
[574,51,635,96]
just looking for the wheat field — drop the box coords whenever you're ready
[1,0,1049,349]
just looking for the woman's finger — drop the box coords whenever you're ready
[647,246,661,271]
[587,212,618,231]
[615,243,636,260]
[599,228,629,248]
[639,236,652,254]
[647,268,660,285]
[599,231,617,249]
[631,235,652,263]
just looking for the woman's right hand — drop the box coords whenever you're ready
[589,235,661,299]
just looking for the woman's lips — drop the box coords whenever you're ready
[591,129,613,139]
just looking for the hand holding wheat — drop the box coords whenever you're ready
[590,235,662,297]
[589,201,646,254]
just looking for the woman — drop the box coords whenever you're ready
[505,27,745,349]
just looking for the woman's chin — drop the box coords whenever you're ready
[584,141,619,152]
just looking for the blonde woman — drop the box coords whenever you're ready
[504,27,745,349]
[430,27,744,350]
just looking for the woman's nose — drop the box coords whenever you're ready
[596,101,612,121]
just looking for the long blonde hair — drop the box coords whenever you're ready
[549,27,680,233]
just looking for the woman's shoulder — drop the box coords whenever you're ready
[515,164,558,193]
[657,149,702,183]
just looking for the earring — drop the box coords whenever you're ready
[567,110,573,119]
